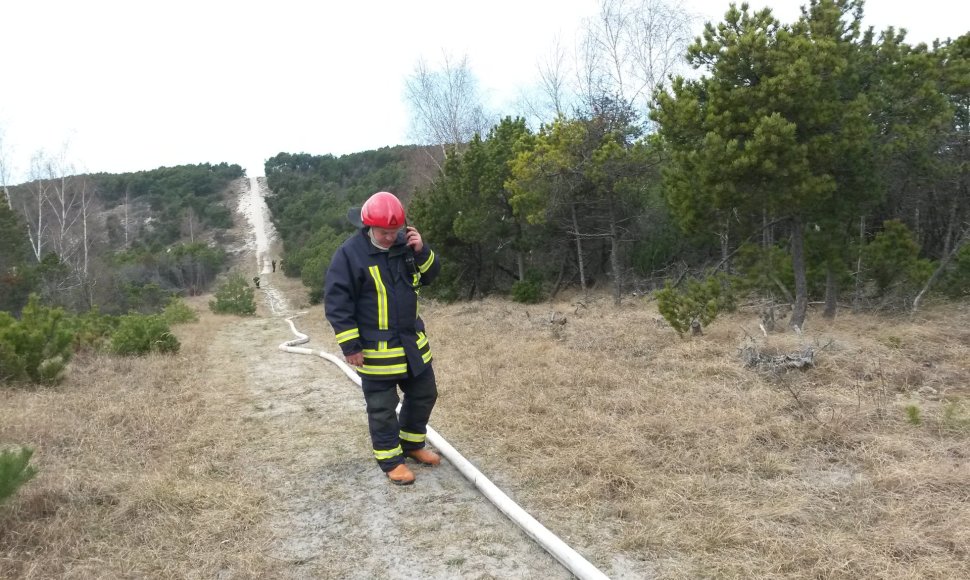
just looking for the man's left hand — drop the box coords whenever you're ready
[405,226,423,253]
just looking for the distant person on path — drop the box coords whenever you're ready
[324,191,442,486]
[272,259,276,272]
[253,275,260,289]
[279,259,284,273]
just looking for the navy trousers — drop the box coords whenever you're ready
[361,366,437,472]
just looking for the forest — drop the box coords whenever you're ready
[2,163,243,314]
[265,1,968,332]
[1,0,968,382]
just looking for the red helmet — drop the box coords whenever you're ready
[360,191,405,229]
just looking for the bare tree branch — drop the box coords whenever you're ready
[404,52,492,166]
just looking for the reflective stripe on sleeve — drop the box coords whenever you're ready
[417,250,435,274]
[417,331,432,363]
[335,328,360,344]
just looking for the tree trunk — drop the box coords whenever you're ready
[823,260,837,319]
[720,217,730,273]
[516,251,525,281]
[609,198,622,305]
[913,230,968,313]
[762,208,772,248]
[571,203,587,295]
[81,181,90,276]
[24,179,45,262]
[941,195,959,258]
[790,218,809,331]
[852,215,864,312]
[124,188,130,249]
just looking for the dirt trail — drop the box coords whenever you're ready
[210,177,575,579]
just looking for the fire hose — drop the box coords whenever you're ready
[278,314,610,580]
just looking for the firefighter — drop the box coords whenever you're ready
[324,191,442,485]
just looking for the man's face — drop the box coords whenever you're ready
[371,226,402,249]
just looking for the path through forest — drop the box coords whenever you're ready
[211,177,578,579]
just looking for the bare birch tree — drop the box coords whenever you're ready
[580,0,694,113]
[404,52,492,168]
[45,150,84,265]
[21,146,97,292]
[518,37,574,127]
[23,152,51,262]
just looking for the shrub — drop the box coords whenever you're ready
[511,270,544,304]
[939,244,970,299]
[110,314,180,355]
[122,282,172,314]
[66,308,118,352]
[0,447,38,505]
[162,296,198,324]
[863,220,933,295]
[655,274,734,336]
[732,242,794,299]
[905,404,922,426]
[209,274,256,315]
[0,295,74,385]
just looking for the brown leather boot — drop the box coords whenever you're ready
[386,464,415,485]
[405,448,441,466]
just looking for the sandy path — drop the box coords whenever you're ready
[213,177,574,579]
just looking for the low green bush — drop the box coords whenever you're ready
[511,270,544,304]
[0,446,38,505]
[0,295,74,385]
[939,244,970,299]
[66,307,118,352]
[209,274,256,315]
[864,220,933,295]
[655,274,734,336]
[110,314,180,355]
[162,296,198,324]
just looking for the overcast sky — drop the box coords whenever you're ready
[1,0,966,182]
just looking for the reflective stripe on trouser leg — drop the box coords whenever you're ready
[397,366,438,452]
[362,381,403,472]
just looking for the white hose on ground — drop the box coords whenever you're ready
[278,314,610,580]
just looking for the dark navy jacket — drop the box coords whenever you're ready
[324,228,440,380]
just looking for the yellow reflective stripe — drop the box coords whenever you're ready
[418,250,435,273]
[416,332,428,348]
[359,363,409,375]
[400,431,426,443]
[363,348,405,358]
[373,445,403,460]
[421,350,432,363]
[368,265,388,329]
[335,328,359,343]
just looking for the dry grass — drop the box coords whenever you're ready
[0,304,283,579]
[2,289,968,579]
[428,293,970,579]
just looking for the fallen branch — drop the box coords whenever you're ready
[740,344,815,371]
